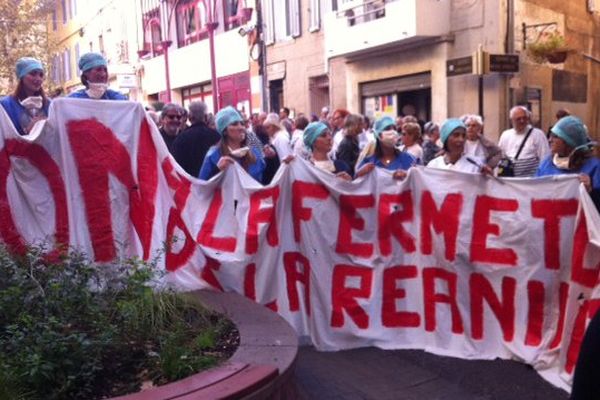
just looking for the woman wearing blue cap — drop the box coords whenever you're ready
[303,121,352,180]
[536,116,599,209]
[68,52,127,100]
[0,57,50,135]
[355,115,416,180]
[427,118,492,174]
[199,106,265,182]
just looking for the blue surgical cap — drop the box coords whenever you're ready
[303,122,328,150]
[440,118,466,144]
[16,57,43,80]
[79,52,107,73]
[373,116,395,139]
[551,116,590,149]
[215,106,243,136]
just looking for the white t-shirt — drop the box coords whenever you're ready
[427,155,482,173]
[271,129,292,159]
[498,126,550,176]
[401,143,423,162]
[330,128,345,159]
[464,139,487,158]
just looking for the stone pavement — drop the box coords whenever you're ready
[294,346,569,400]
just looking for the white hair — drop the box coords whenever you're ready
[509,105,531,119]
[462,114,483,126]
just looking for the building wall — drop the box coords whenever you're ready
[48,0,140,97]
[515,0,600,139]
[264,1,327,116]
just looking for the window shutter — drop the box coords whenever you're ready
[290,0,301,37]
[309,0,320,31]
[263,0,274,45]
[75,43,80,69]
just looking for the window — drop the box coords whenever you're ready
[62,0,67,23]
[181,83,213,113]
[263,0,274,44]
[223,0,241,31]
[75,42,80,66]
[63,48,71,81]
[52,54,60,84]
[263,0,300,43]
[143,7,163,56]
[309,0,320,31]
[176,0,208,47]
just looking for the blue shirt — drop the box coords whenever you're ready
[0,95,50,135]
[67,88,128,100]
[536,155,600,191]
[357,152,417,173]
[199,146,265,182]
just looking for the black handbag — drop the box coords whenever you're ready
[497,127,533,177]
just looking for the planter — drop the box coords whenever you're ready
[110,290,299,400]
[239,7,253,23]
[545,50,568,63]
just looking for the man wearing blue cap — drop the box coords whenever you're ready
[68,52,127,100]
[0,57,51,135]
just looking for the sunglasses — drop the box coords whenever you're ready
[230,121,244,126]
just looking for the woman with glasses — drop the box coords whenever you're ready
[199,106,265,182]
[461,114,502,168]
[0,57,51,135]
[355,116,416,180]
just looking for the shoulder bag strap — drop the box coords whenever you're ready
[514,127,534,160]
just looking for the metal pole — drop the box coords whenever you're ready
[162,40,172,103]
[255,0,268,112]
[206,0,219,113]
[159,0,172,103]
[207,24,219,113]
[478,74,484,118]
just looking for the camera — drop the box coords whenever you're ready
[238,25,255,37]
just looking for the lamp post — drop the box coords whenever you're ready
[159,0,172,103]
[205,0,219,113]
[203,0,253,114]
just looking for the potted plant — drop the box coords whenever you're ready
[527,31,570,64]
[0,245,238,399]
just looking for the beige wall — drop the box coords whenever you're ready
[264,1,327,115]
[517,0,600,140]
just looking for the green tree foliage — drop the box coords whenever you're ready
[0,0,57,95]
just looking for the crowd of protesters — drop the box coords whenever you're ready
[144,97,599,212]
[2,55,599,212]
[2,55,600,398]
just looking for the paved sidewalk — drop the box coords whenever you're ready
[294,346,569,400]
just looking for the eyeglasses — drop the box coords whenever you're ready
[166,114,182,120]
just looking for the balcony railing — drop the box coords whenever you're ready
[324,0,451,58]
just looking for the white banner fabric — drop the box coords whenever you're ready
[1,99,600,392]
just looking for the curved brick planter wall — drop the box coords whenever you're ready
[110,290,299,400]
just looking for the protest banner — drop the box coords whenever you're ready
[1,99,599,391]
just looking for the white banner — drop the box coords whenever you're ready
[2,99,600,392]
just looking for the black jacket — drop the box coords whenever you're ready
[171,122,220,177]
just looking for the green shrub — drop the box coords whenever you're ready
[0,245,237,400]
